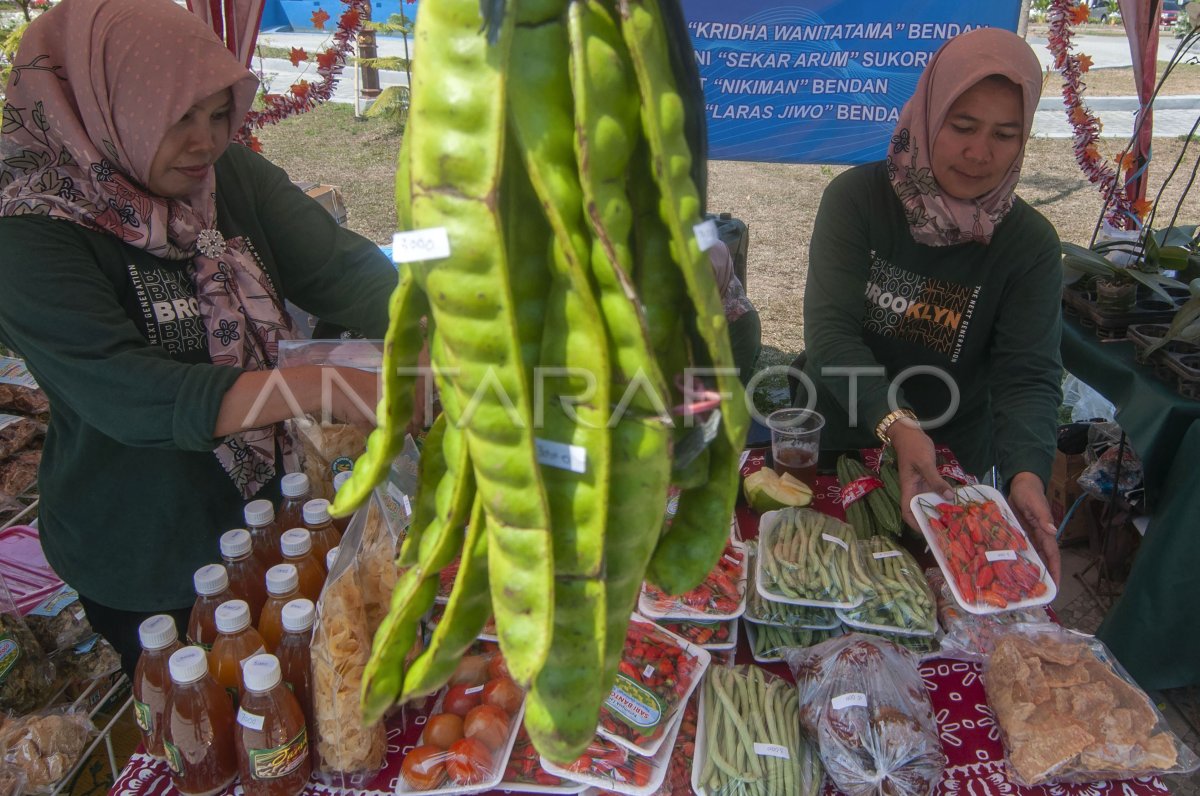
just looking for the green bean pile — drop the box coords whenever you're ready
[330,0,747,764]
[759,508,872,606]
[744,543,839,630]
[837,536,937,636]
[699,665,823,796]
[746,623,842,662]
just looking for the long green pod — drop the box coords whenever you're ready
[401,495,492,698]
[408,0,553,685]
[566,0,672,704]
[619,0,749,595]
[331,260,428,518]
[397,411,447,567]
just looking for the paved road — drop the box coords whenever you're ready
[254,29,1200,138]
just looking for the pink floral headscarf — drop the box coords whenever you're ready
[0,0,297,497]
[887,27,1043,247]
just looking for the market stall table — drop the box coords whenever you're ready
[108,449,1175,796]
[1061,314,1200,690]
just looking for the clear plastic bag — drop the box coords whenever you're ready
[784,633,945,796]
[23,586,92,654]
[984,625,1200,786]
[744,622,842,664]
[744,542,839,630]
[926,568,1053,663]
[837,537,936,637]
[1061,374,1116,422]
[1078,422,1143,500]
[692,664,823,796]
[639,539,747,621]
[0,708,94,794]
[0,762,25,796]
[0,574,55,715]
[310,507,387,784]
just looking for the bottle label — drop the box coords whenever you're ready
[0,633,21,684]
[604,674,664,731]
[28,584,80,618]
[164,739,184,776]
[133,698,154,734]
[248,726,309,780]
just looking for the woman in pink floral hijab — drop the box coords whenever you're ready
[0,0,398,674]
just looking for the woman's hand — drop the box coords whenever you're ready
[216,365,381,437]
[1008,471,1061,585]
[888,419,955,530]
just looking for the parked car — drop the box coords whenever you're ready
[1088,0,1119,23]
[1160,0,1182,26]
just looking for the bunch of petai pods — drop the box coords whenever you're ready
[330,0,748,764]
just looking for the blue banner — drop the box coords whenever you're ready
[684,0,1023,164]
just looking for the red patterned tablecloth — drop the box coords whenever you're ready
[109,449,1172,796]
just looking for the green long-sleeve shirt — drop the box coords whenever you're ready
[802,161,1062,484]
[0,144,397,611]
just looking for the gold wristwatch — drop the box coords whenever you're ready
[875,408,918,445]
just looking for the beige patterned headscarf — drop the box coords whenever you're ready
[0,0,297,497]
[887,27,1042,247]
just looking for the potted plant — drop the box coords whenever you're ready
[1062,235,1189,314]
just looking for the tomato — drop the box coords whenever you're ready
[487,655,511,681]
[482,676,523,715]
[463,704,510,750]
[421,712,463,750]
[448,654,489,687]
[446,737,493,785]
[401,745,446,790]
[443,683,484,717]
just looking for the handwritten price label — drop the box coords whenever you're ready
[821,533,849,551]
[693,219,720,252]
[873,550,903,560]
[985,549,1018,562]
[753,743,791,760]
[831,692,868,710]
[536,438,587,474]
[391,228,451,263]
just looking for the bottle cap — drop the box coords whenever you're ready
[244,499,275,527]
[332,471,353,492]
[242,653,282,692]
[280,528,313,557]
[325,546,340,572]
[215,600,251,634]
[193,564,229,596]
[169,646,209,684]
[266,564,299,596]
[219,529,252,559]
[280,473,311,499]
[138,614,178,651]
[302,499,332,526]
[281,599,316,633]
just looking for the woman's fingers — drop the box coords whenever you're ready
[890,422,954,528]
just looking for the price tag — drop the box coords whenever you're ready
[831,692,868,710]
[724,554,740,565]
[391,228,451,264]
[465,685,485,695]
[693,219,720,252]
[402,493,412,515]
[753,743,791,760]
[873,551,903,560]
[237,708,265,731]
[985,549,1018,562]
[642,664,656,679]
[536,438,587,474]
[821,533,849,551]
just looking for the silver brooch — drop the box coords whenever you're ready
[196,227,227,259]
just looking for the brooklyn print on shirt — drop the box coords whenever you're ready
[861,254,980,363]
[125,262,208,355]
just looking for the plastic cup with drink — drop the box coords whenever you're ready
[766,408,824,486]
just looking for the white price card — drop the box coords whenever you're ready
[536,438,587,474]
[391,228,451,264]
[642,664,656,679]
[237,708,265,731]
[873,550,903,560]
[831,692,868,710]
[753,743,791,760]
[985,549,1018,562]
[821,533,849,551]
[693,219,720,252]
[465,685,485,695]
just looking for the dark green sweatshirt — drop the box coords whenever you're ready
[802,161,1062,484]
[0,145,397,611]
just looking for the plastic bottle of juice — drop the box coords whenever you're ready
[236,654,312,796]
[277,474,312,538]
[331,471,353,536]
[163,646,239,796]
[219,530,268,624]
[275,599,314,732]
[209,600,266,708]
[257,564,300,654]
[301,499,341,568]
[324,546,340,573]
[245,499,284,569]
[187,564,230,651]
[279,529,325,602]
[132,614,183,760]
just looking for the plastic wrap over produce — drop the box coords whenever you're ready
[785,633,945,796]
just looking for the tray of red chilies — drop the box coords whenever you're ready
[638,539,747,621]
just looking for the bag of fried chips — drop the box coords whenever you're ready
[310,506,386,786]
[984,625,1199,786]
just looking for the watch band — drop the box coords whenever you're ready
[876,408,919,445]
